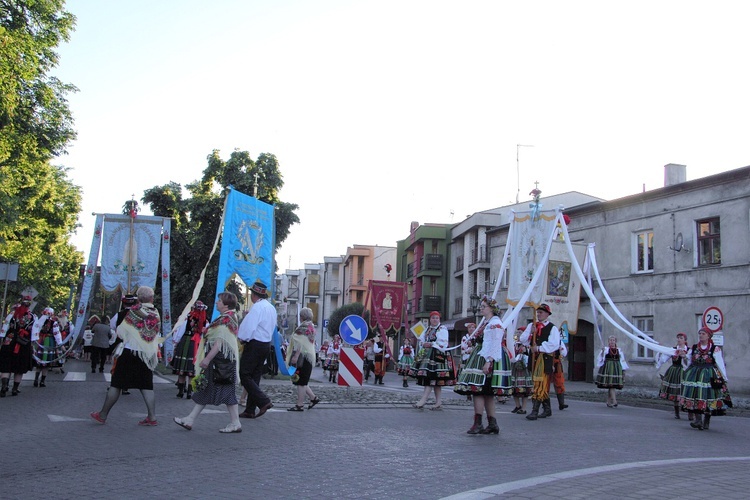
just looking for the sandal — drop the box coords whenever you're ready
[287,405,304,412]
[138,418,158,426]
[219,423,242,433]
[308,397,321,410]
[412,403,425,410]
[430,405,443,411]
[173,417,192,431]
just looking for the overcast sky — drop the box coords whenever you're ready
[55,0,749,272]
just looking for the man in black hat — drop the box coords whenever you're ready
[520,303,561,421]
[237,279,275,419]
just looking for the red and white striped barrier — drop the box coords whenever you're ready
[337,347,364,386]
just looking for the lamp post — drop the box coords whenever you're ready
[469,294,480,322]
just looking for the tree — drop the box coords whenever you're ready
[142,149,300,313]
[326,302,373,339]
[0,1,81,311]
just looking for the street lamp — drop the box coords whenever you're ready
[469,294,480,322]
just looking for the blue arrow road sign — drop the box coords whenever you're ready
[339,314,368,345]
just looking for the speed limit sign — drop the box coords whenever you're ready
[702,306,724,333]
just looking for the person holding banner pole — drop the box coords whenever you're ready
[520,303,561,421]
[237,280,275,419]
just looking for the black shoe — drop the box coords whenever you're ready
[39,382,46,388]
[33,380,39,387]
[122,390,131,395]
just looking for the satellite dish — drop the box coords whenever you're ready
[670,232,688,252]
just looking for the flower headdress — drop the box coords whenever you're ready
[481,295,500,315]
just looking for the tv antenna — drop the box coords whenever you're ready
[516,144,534,204]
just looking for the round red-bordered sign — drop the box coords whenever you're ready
[702,306,724,333]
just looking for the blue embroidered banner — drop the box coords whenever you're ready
[213,188,275,320]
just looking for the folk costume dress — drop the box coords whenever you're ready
[111,302,161,391]
[453,316,511,396]
[285,320,316,386]
[397,344,415,376]
[595,347,629,389]
[409,323,456,387]
[656,346,688,401]
[0,305,36,375]
[191,310,240,406]
[511,341,533,397]
[171,317,206,377]
[679,341,732,416]
[32,313,62,367]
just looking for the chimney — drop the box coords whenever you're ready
[664,163,687,187]
[410,221,419,233]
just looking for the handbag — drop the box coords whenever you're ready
[710,375,724,390]
[211,353,234,385]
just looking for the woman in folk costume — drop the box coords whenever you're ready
[0,296,36,397]
[410,311,456,410]
[284,307,321,412]
[326,335,342,383]
[174,292,243,433]
[32,307,62,388]
[655,332,690,420]
[171,300,208,399]
[453,296,512,434]
[397,337,415,388]
[90,286,162,426]
[510,329,533,415]
[595,336,629,408]
[679,327,732,431]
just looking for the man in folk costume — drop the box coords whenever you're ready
[520,303,561,421]
[372,332,389,385]
[91,286,162,425]
[32,307,63,388]
[0,296,36,397]
[238,279,275,419]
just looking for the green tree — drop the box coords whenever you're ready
[326,303,372,339]
[0,1,81,311]
[143,149,300,313]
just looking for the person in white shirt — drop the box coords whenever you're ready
[237,279,275,419]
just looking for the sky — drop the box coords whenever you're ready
[54,0,750,273]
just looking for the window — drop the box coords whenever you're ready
[633,317,654,360]
[697,218,721,266]
[632,230,654,273]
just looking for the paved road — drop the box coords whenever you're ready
[2,359,748,500]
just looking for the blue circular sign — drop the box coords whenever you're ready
[339,314,368,345]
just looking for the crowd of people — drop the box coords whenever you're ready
[1,284,735,437]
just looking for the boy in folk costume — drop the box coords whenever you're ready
[519,303,561,421]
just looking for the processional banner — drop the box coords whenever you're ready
[507,210,559,305]
[100,215,163,292]
[541,241,587,335]
[367,280,406,334]
[213,188,275,320]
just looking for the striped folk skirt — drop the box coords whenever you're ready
[595,357,624,389]
[453,343,512,396]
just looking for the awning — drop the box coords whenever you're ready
[442,316,473,331]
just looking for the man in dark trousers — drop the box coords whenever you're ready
[238,280,275,419]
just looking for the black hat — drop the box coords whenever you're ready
[122,294,138,307]
[536,303,552,315]
[250,279,268,298]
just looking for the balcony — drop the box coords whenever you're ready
[417,254,443,277]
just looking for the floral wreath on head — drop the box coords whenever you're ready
[481,295,500,315]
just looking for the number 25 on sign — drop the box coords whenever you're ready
[702,306,723,333]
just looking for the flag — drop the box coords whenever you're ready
[367,280,406,332]
[541,241,587,335]
[213,188,275,319]
[507,210,559,304]
[100,215,163,292]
